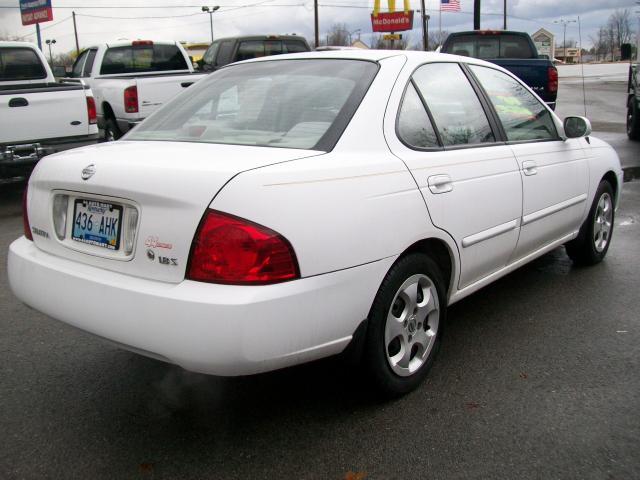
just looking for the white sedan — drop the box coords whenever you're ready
[8,51,623,396]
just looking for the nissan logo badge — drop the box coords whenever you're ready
[81,164,96,180]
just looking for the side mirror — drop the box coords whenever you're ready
[52,66,67,78]
[563,116,592,139]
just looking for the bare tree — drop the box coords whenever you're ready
[326,23,350,47]
[429,30,449,50]
[608,9,633,52]
[372,34,409,50]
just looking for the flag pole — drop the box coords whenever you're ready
[438,1,441,46]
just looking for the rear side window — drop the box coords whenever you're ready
[469,65,557,142]
[215,41,234,66]
[397,83,439,149]
[412,63,495,147]
[100,44,188,75]
[447,34,535,59]
[0,47,46,81]
[284,41,308,53]
[82,49,97,77]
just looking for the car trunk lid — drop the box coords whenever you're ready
[27,140,322,283]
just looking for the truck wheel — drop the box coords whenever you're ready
[627,97,640,141]
[104,118,122,142]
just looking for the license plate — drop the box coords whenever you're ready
[72,199,123,250]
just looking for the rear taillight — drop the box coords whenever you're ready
[22,186,33,241]
[86,96,97,124]
[548,66,558,94]
[124,85,138,113]
[187,210,299,285]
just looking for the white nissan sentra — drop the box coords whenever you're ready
[8,51,623,395]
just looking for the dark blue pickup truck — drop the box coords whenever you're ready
[441,31,558,110]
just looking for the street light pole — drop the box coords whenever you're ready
[554,19,576,62]
[45,39,56,65]
[202,6,220,43]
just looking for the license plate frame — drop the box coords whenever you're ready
[71,199,123,251]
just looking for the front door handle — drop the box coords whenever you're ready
[9,97,28,107]
[522,160,538,176]
[428,174,453,194]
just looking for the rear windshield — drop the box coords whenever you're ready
[127,59,378,151]
[446,34,535,59]
[100,44,188,75]
[235,40,309,61]
[0,47,47,81]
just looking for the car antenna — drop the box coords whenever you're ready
[578,16,587,117]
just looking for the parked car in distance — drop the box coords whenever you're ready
[0,41,98,185]
[199,35,310,71]
[441,30,559,109]
[627,60,639,140]
[9,51,622,396]
[67,40,206,140]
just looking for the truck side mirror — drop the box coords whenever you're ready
[52,66,67,78]
[563,116,592,139]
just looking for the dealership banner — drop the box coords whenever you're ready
[371,11,414,32]
[20,0,53,26]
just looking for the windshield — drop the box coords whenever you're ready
[446,34,535,59]
[127,59,378,151]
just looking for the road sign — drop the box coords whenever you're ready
[20,0,53,26]
[371,11,414,32]
[383,34,403,40]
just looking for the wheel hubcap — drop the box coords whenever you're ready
[384,274,439,377]
[593,192,613,253]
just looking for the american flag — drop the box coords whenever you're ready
[440,0,461,12]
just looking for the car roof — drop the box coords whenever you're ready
[212,35,308,43]
[0,41,38,49]
[242,49,501,68]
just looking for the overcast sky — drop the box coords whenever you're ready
[0,0,637,53]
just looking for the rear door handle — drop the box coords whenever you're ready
[181,82,194,88]
[522,160,538,176]
[427,174,453,194]
[9,97,28,107]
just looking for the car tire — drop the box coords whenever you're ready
[104,118,122,142]
[627,97,640,141]
[363,253,447,397]
[565,180,615,266]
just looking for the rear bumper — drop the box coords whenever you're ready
[0,134,99,182]
[8,237,392,376]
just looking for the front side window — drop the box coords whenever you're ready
[127,59,378,151]
[203,42,219,66]
[82,49,97,77]
[100,44,188,75]
[216,41,234,66]
[412,63,494,147]
[469,65,557,142]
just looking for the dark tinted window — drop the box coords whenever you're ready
[236,41,266,61]
[128,59,378,151]
[446,34,535,59]
[397,83,439,149]
[100,44,188,74]
[0,47,47,81]
[216,41,234,66]
[284,41,309,53]
[71,49,88,78]
[470,65,557,141]
[203,42,219,66]
[413,63,494,147]
[82,49,97,77]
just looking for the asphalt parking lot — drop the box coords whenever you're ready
[1,67,639,479]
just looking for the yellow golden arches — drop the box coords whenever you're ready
[373,0,410,17]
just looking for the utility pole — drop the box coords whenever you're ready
[202,6,220,43]
[314,0,319,48]
[474,0,480,30]
[72,11,80,55]
[35,23,42,51]
[503,0,507,30]
[420,0,427,51]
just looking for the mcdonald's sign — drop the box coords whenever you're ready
[371,0,414,33]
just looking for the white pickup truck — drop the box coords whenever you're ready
[68,40,206,140]
[0,41,99,184]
